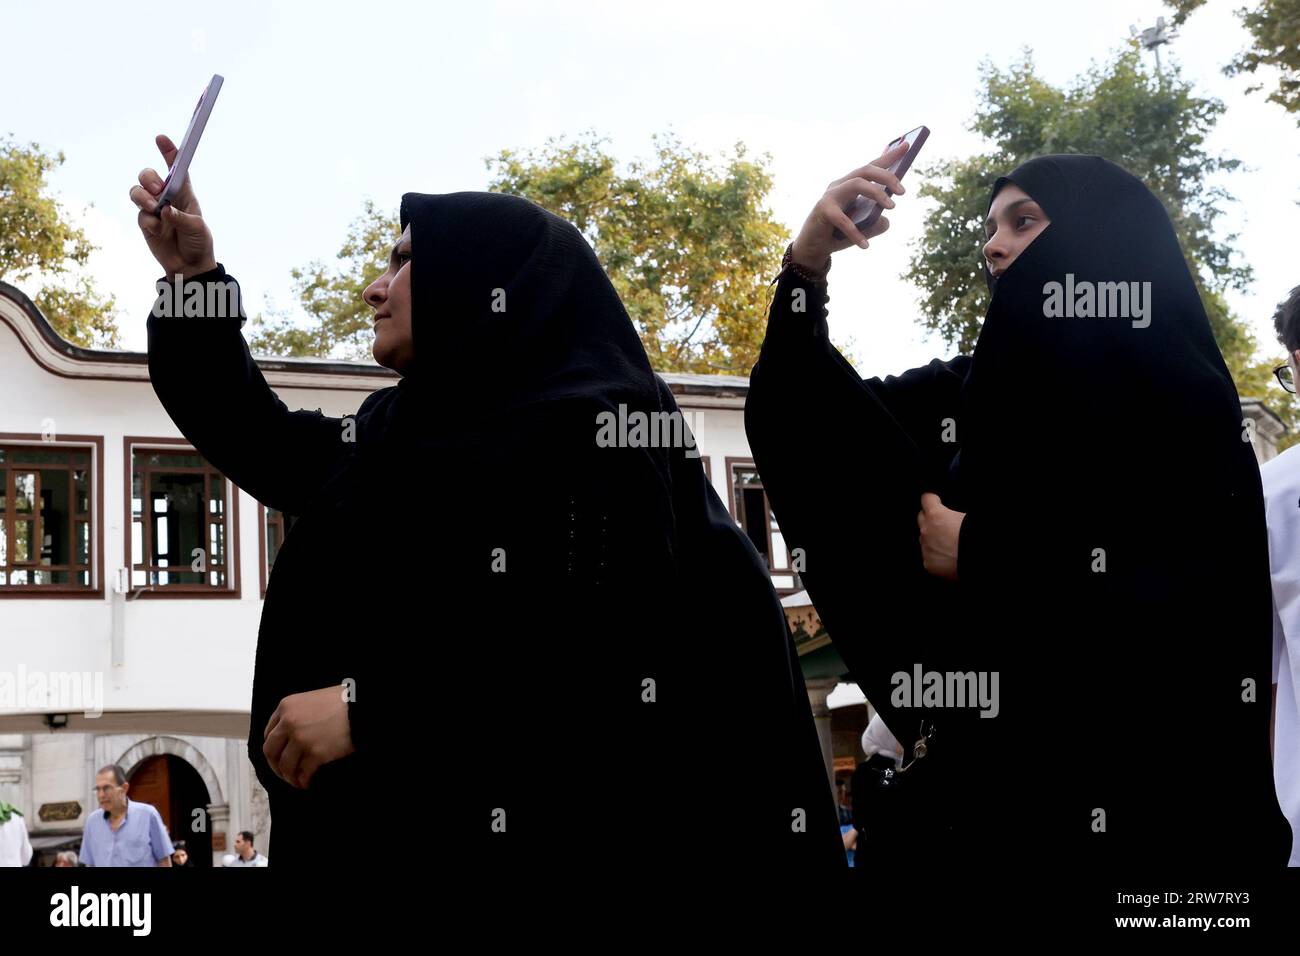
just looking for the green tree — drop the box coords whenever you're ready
[0,135,120,348]
[1169,0,1300,120]
[486,131,789,374]
[247,198,399,359]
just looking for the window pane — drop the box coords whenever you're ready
[268,522,283,569]
[76,520,89,565]
[0,467,6,512]
[74,468,89,513]
[771,529,788,570]
[14,472,35,513]
[740,488,769,560]
[12,449,69,465]
[210,522,225,564]
[38,469,71,567]
[772,575,795,589]
[14,520,34,562]
[148,474,205,574]
[160,570,206,585]
[144,452,203,469]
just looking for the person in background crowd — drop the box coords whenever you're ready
[226,830,268,867]
[1259,282,1300,867]
[0,800,33,867]
[171,839,194,867]
[79,765,173,867]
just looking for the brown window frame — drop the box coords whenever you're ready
[0,434,105,599]
[725,457,799,595]
[257,502,301,599]
[123,437,241,599]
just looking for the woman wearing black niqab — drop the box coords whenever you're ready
[745,151,1291,870]
[134,144,843,870]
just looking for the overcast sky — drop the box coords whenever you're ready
[4,0,1299,381]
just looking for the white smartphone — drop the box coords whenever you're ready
[836,125,929,238]
[155,74,224,215]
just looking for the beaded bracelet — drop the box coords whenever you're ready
[778,242,831,284]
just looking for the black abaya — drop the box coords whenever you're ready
[146,190,843,869]
[745,155,1291,869]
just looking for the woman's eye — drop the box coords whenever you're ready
[1015,215,1035,230]
[396,252,411,263]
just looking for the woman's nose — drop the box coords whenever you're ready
[363,277,387,310]
[982,233,1006,266]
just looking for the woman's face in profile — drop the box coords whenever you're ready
[982,183,1051,279]
[364,224,414,374]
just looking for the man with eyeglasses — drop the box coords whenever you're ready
[79,765,174,867]
[1261,284,1300,868]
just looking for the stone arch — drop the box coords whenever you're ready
[116,735,224,805]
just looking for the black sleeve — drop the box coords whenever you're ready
[146,263,361,516]
[744,269,969,735]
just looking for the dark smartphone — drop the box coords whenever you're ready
[833,125,929,239]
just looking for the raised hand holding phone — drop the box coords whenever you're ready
[785,134,920,270]
[129,133,216,281]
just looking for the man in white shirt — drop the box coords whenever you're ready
[1259,283,1300,867]
[225,830,268,866]
[0,801,33,867]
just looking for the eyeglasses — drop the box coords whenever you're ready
[92,785,121,794]
[1275,364,1296,394]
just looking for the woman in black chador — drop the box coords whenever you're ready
[131,134,842,869]
[745,146,1291,869]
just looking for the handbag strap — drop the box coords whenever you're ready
[896,718,937,774]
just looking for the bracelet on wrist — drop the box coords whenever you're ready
[780,243,831,284]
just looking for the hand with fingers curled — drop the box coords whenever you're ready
[917,492,964,582]
[262,685,356,790]
[790,139,908,273]
[129,133,218,281]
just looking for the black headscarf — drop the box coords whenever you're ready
[303,191,674,519]
[959,155,1247,513]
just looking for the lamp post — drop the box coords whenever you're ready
[1130,16,1179,76]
